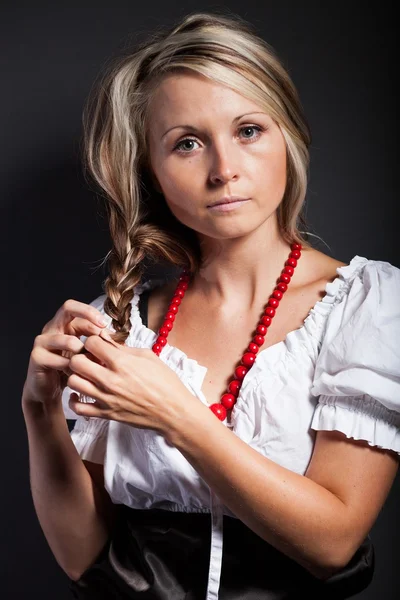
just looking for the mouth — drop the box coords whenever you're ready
[207,198,251,212]
[207,197,250,208]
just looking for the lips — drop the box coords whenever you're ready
[207,197,249,207]
[207,198,251,212]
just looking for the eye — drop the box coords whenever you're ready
[172,125,266,155]
[238,125,264,141]
[173,137,200,154]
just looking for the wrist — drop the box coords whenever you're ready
[163,394,216,448]
[22,392,64,421]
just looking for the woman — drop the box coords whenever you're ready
[22,11,399,600]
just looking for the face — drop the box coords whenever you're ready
[146,72,287,242]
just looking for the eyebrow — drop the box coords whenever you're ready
[160,112,268,140]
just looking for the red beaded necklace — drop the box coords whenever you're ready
[151,243,302,421]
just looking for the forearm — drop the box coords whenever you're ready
[167,403,350,579]
[22,398,113,581]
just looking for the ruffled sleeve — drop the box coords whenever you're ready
[310,258,400,455]
[61,293,110,463]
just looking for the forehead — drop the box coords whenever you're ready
[147,72,266,130]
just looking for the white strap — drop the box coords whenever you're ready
[205,488,224,600]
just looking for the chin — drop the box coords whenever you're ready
[200,218,264,240]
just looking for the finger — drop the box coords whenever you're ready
[31,346,71,371]
[42,299,109,335]
[76,348,104,366]
[67,317,107,339]
[68,392,101,419]
[83,334,121,368]
[69,352,109,388]
[67,373,109,408]
[39,333,84,354]
[99,328,121,347]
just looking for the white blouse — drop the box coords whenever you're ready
[62,255,400,600]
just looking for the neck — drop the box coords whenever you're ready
[191,216,299,312]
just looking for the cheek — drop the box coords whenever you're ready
[259,144,287,190]
[158,161,200,208]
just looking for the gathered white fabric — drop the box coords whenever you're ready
[62,255,400,599]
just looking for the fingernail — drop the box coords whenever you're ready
[98,317,108,326]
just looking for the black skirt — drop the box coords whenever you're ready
[67,504,374,599]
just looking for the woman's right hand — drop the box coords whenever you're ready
[22,299,109,409]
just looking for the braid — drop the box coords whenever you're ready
[103,214,198,345]
[103,220,146,346]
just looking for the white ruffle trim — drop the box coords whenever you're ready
[311,394,400,455]
[69,417,109,463]
[124,257,373,389]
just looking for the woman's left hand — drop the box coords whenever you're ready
[66,329,199,438]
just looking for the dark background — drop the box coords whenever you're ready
[2,1,398,598]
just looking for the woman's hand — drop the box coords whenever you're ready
[22,299,108,409]
[67,330,199,437]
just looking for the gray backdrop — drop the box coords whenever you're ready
[2,1,398,598]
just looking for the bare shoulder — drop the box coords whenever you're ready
[299,248,347,290]
[304,247,347,274]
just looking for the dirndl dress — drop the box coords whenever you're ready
[68,286,375,599]
[67,503,374,599]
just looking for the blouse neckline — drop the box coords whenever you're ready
[127,256,369,393]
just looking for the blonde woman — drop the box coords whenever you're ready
[22,11,399,600]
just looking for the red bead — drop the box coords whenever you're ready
[283,266,294,276]
[241,352,256,367]
[286,258,297,268]
[150,245,304,421]
[248,342,259,354]
[209,403,227,421]
[228,379,242,395]
[221,393,236,410]
[279,274,291,285]
[277,282,288,293]
[235,366,249,380]
[261,315,272,327]
[268,298,279,309]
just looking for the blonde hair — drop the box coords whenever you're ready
[82,11,313,344]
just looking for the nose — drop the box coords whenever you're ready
[208,140,240,186]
